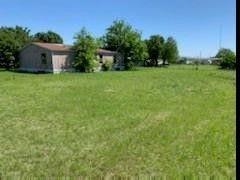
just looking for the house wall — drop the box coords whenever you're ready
[97,55,114,63]
[52,52,74,73]
[96,55,114,71]
[19,44,53,72]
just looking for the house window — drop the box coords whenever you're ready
[41,53,47,64]
[99,55,103,63]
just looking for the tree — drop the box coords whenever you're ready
[215,48,236,69]
[96,37,105,48]
[162,37,179,65]
[33,30,63,43]
[73,28,98,72]
[0,26,31,69]
[145,35,164,66]
[103,20,147,70]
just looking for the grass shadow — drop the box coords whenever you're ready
[7,69,52,75]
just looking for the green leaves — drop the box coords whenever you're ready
[33,31,63,43]
[104,20,148,69]
[0,26,31,69]
[162,37,179,64]
[215,48,236,69]
[145,35,165,66]
[145,35,179,66]
[73,28,98,72]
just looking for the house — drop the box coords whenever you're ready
[19,42,118,73]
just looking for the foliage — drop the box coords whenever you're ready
[103,20,148,70]
[101,59,113,71]
[215,48,236,69]
[96,37,106,48]
[73,28,98,72]
[0,26,31,69]
[0,65,235,176]
[33,30,63,43]
[162,37,179,65]
[144,36,179,66]
[145,35,164,66]
[93,60,100,72]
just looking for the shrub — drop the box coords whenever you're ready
[216,48,236,70]
[93,60,100,72]
[102,59,113,71]
[73,28,98,72]
[0,26,31,69]
[219,57,236,70]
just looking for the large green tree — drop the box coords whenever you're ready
[104,20,147,69]
[145,35,165,66]
[33,30,63,43]
[0,26,31,69]
[73,28,98,72]
[215,48,236,69]
[162,37,179,65]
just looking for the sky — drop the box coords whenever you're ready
[0,0,236,57]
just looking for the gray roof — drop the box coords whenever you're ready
[24,42,116,56]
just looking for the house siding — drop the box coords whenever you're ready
[52,52,74,72]
[97,55,114,63]
[19,44,53,72]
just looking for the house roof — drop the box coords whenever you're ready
[28,42,116,55]
[32,42,72,52]
[96,48,116,56]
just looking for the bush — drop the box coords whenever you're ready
[102,59,113,71]
[216,48,236,70]
[219,57,236,70]
[0,26,31,69]
[125,61,135,70]
[93,60,100,72]
[73,28,98,72]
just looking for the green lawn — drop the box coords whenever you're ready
[0,65,235,177]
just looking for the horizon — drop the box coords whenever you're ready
[0,0,236,58]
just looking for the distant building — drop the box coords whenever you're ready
[179,56,216,65]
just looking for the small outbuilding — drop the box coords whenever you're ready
[19,42,118,73]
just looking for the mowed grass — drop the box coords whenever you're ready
[0,65,235,177]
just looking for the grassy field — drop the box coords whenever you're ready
[0,65,235,177]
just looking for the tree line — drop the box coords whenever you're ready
[73,20,179,71]
[0,20,235,71]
